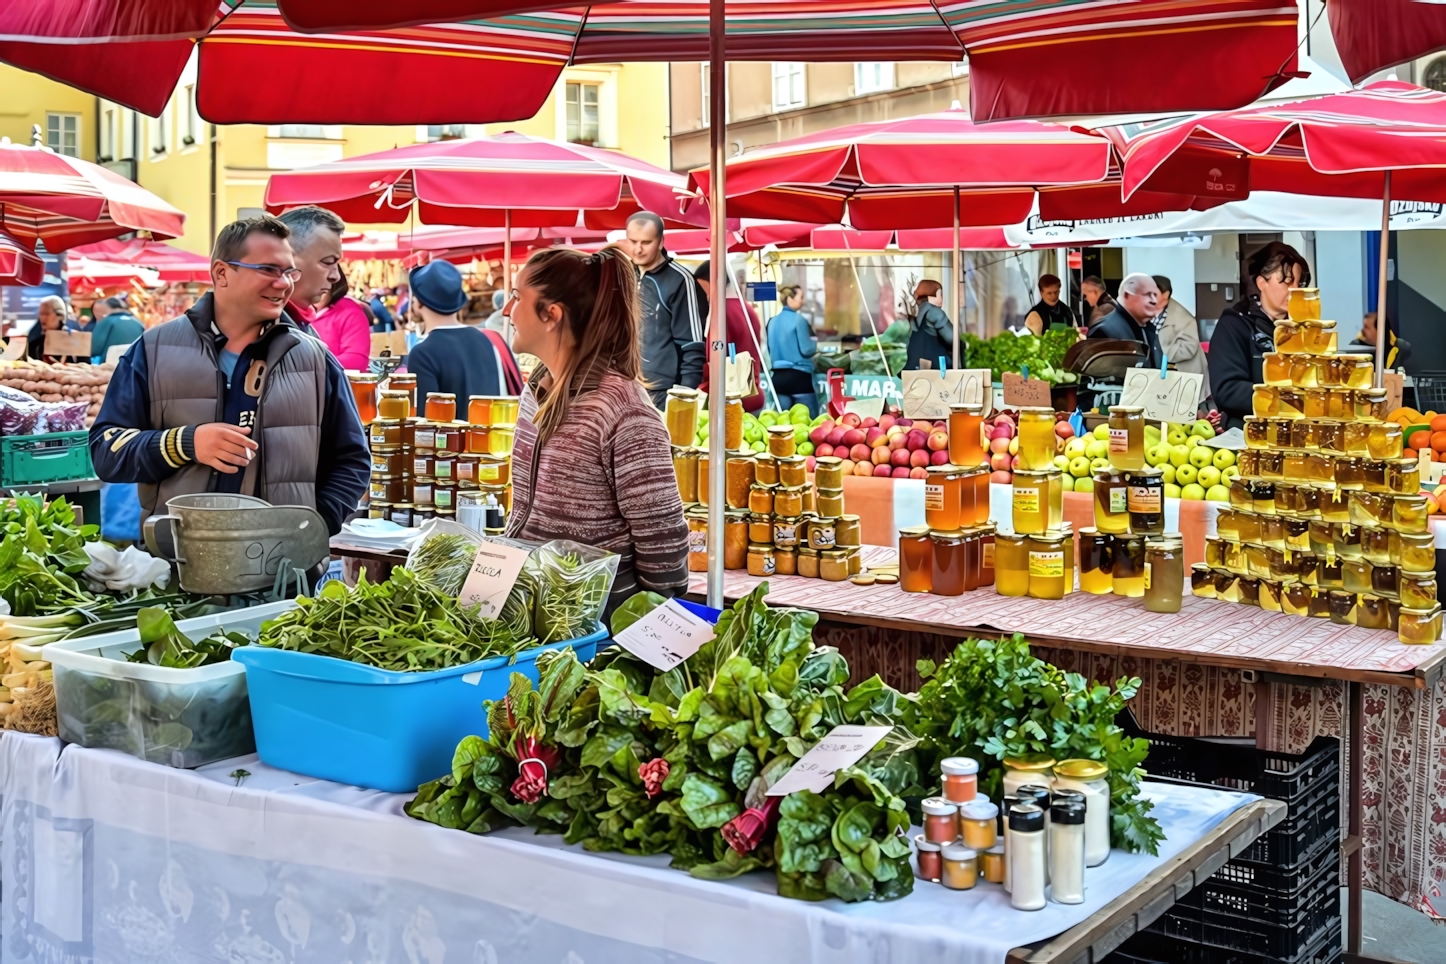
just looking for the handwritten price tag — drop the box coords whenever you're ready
[1001,371,1052,408]
[1119,368,1205,423]
[766,724,892,797]
[1,338,26,361]
[901,368,992,420]
[457,539,532,618]
[613,598,716,671]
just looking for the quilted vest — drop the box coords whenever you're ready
[138,308,328,518]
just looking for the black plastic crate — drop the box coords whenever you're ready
[1109,919,1341,964]
[1160,868,1337,961]
[1200,833,1341,917]
[1235,777,1342,868]
[1411,372,1446,413]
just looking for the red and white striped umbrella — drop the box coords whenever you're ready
[72,238,211,282]
[0,230,45,287]
[0,142,186,252]
[67,257,161,294]
[1327,0,1446,85]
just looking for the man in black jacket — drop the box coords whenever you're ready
[1088,273,1163,367]
[1210,241,1310,430]
[625,211,706,409]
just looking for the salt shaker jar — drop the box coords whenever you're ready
[940,756,979,803]
[1008,804,1048,911]
[1049,801,1087,904]
[1053,759,1112,866]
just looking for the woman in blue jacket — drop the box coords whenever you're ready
[766,285,818,416]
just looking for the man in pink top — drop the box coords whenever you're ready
[276,206,371,371]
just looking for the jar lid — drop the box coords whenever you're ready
[1019,406,1055,414]
[766,425,795,436]
[777,455,806,465]
[393,502,417,509]
[1128,467,1164,479]
[750,482,778,491]
[1052,788,1085,805]
[821,549,849,559]
[1402,604,1442,616]
[1029,531,1069,546]
[774,514,802,523]
[747,543,775,552]
[672,445,698,457]
[815,486,844,497]
[921,796,958,816]
[959,799,998,821]
[370,418,402,427]
[1109,405,1145,414]
[1092,465,1127,481]
[839,513,860,522]
[426,392,457,399]
[913,834,942,852]
[941,843,978,861]
[1054,758,1109,780]
[986,843,1005,856]
[1191,562,1212,573]
[1008,804,1045,833]
[1302,318,1337,328]
[926,464,962,476]
[667,387,701,398]
[1003,754,1057,771]
[1051,801,1087,825]
[814,455,843,466]
[940,756,979,776]
[799,547,819,557]
[778,485,807,494]
[812,515,840,524]
[371,501,393,508]
[685,505,708,519]
[724,509,749,520]
[1014,785,1051,808]
[748,512,772,521]
[899,524,932,537]
[929,529,966,539]
[729,453,759,463]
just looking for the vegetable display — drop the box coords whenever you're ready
[966,329,1080,385]
[124,607,246,669]
[529,541,617,645]
[408,527,483,598]
[257,568,534,672]
[0,495,100,616]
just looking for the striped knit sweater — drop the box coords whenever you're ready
[506,368,689,613]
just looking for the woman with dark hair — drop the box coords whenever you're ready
[311,268,374,371]
[1211,241,1311,430]
[504,245,688,614]
[905,279,959,371]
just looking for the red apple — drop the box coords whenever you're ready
[826,427,848,447]
[890,447,912,467]
[805,456,817,472]
[808,425,833,446]
[1054,421,1075,439]
[930,449,951,466]
[906,430,928,451]
[815,443,834,458]
[854,460,876,476]
[849,443,871,462]
[991,470,1013,484]
[864,426,886,446]
[871,445,892,465]
[879,414,897,431]
[896,418,913,429]
[840,412,863,428]
[927,430,950,452]
[990,452,1012,470]
[861,416,878,429]
[1010,454,1021,469]
[841,428,866,447]
[892,465,913,479]
[909,466,929,480]
[909,449,931,468]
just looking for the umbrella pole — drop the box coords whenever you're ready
[1374,172,1391,388]
[952,186,962,367]
[706,0,727,610]
[503,209,512,310]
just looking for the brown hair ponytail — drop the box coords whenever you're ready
[521,245,641,442]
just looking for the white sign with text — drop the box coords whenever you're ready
[457,540,533,619]
[613,598,716,671]
[766,725,893,796]
[1119,368,1205,423]
[901,368,992,420]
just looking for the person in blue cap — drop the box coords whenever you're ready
[406,260,520,404]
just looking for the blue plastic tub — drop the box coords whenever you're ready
[231,624,607,792]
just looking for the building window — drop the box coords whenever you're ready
[150,107,168,156]
[99,107,116,162]
[855,62,895,94]
[179,85,200,146]
[566,82,600,146]
[771,63,806,111]
[701,64,710,127]
[46,113,80,157]
[952,59,969,77]
[424,124,467,142]
[273,125,342,139]
[1425,58,1446,93]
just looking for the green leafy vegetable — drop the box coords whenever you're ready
[408,531,481,597]
[123,606,245,668]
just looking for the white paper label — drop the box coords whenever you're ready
[767,725,892,796]
[457,540,533,618]
[1119,368,1205,423]
[613,598,716,671]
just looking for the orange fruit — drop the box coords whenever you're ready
[1431,432,1446,453]
[1405,447,1419,460]
[1431,415,1446,432]
[1409,430,1432,450]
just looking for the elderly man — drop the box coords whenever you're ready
[1081,275,1117,327]
[27,295,69,360]
[1087,273,1163,368]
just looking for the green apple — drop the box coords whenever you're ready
[1221,465,1240,481]
[798,441,815,456]
[1053,455,1070,470]
[1085,439,1109,459]
[1064,437,1088,459]
[1191,419,1216,439]
[1069,456,1092,478]
[1161,464,1176,485]
[793,425,810,444]
[1073,476,1094,493]
[1145,425,1162,444]
[1093,424,1110,440]
[751,440,767,453]
[1167,428,1188,445]
[811,412,829,426]
[1164,483,1182,498]
[1189,445,1214,468]
[1175,463,1198,485]
[697,423,709,441]
[1206,484,1231,502]
[759,411,778,427]
[1181,483,1206,500]
[1185,435,1202,449]
[1213,448,1237,469]
[791,410,811,426]
[1197,465,1221,488]
[1169,445,1190,467]
[1146,444,1172,467]
[1090,457,1110,472]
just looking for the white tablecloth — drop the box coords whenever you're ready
[0,733,1258,964]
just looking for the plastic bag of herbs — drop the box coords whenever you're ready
[528,540,617,645]
[407,585,927,903]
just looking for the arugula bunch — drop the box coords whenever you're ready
[914,634,1163,855]
[123,607,247,668]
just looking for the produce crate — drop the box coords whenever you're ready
[232,623,609,793]
[1231,777,1341,868]
[0,431,92,487]
[1108,919,1341,964]
[44,601,296,768]
[1410,371,1446,413]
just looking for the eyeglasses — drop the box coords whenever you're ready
[225,261,302,283]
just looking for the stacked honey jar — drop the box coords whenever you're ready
[364,381,518,530]
[668,388,865,581]
[1202,288,1440,643]
[897,402,996,595]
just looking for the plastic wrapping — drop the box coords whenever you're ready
[0,387,42,437]
[530,540,618,645]
[42,401,88,433]
[405,519,485,597]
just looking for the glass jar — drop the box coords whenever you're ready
[673,447,700,504]
[820,549,849,582]
[1092,466,1130,534]
[1341,420,1371,457]
[1259,449,1285,480]
[1395,495,1431,534]
[1250,480,1276,516]
[1387,458,1420,495]
[1319,488,1350,523]
[459,425,485,454]
[1244,416,1270,449]
[1300,318,1337,354]
[1237,450,1260,479]
[1356,388,1390,422]
[963,465,991,525]
[747,454,775,487]
[370,447,406,476]
[491,395,520,426]
[978,522,997,588]
[1327,589,1358,625]
[931,529,967,596]
[1144,536,1184,613]
[766,424,796,458]
[747,483,776,516]
[430,455,455,482]
[940,756,979,804]
[1027,532,1070,600]
[772,516,801,550]
[959,799,998,851]
[1235,576,1259,607]
[1107,405,1146,470]
[1397,531,1436,573]
[345,372,379,425]
[1362,458,1388,493]
[438,425,467,456]
[835,514,862,548]
[1368,422,1404,460]
[665,387,701,447]
[813,456,845,489]
[1300,388,1328,419]
[369,418,402,448]
[779,456,809,488]
[797,547,820,579]
[1127,467,1165,536]
[1011,469,1054,535]
[725,511,749,569]
[1327,388,1354,420]
[772,548,795,576]
[923,796,960,844]
[1357,593,1390,629]
[370,476,406,503]
[1262,353,1291,387]
[846,547,862,576]
[1277,387,1306,419]
[430,479,455,511]
[1078,528,1114,595]
[1288,287,1321,321]
[941,843,979,891]
[466,395,493,427]
[774,485,805,518]
[423,392,456,423]
[1191,562,1216,597]
[808,517,837,551]
[816,488,845,517]
[748,514,773,544]
[726,457,756,509]
[1252,384,1280,418]
[1333,354,1373,391]
[1399,605,1443,644]
[1349,491,1389,528]
[913,835,943,882]
[949,403,985,467]
[375,389,410,422]
[996,532,1030,597]
[898,526,933,593]
[925,466,965,531]
[747,543,777,577]
[1361,526,1392,566]
[1274,321,1304,353]
[1001,756,1056,799]
[1332,456,1364,491]
[1401,571,1438,609]
[410,478,435,507]
[1113,535,1146,597]
[1344,559,1374,594]
[1017,407,1058,471]
[1372,563,1399,598]
[722,395,744,451]
[696,453,710,507]
[685,507,708,571]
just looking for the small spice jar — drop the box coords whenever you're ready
[959,799,999,851]
[940,757,979,803]
[940,844,979,891]
[797,547,820,579]
[820,549,849,582]
[747,543,776,577]
[914,835,943,882]
[922,796,960,844]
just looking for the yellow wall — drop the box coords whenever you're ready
[0,65,97,156]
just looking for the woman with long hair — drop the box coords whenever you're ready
[504,246,688,614]
[767,284,818,415]
[905,279,960,370]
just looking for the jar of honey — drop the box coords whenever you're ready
[797,547,820,579]
[1092,466,1130,534]
[1191,563,1215,597]
[726,457,757,509]
[1261,353,1292,387]
[816,488,845,517]
[995,532,1030,597]
[1107,405,1146,470]
[899,525,932,592]
[820,550,850,582]
[775,485,805,518]
[674,447,700,503]
[377,390,411,421]
[1356,388,1390,422]
[368,501,390,520]
[685,506,708,571]
[424,393,457,423]
[808,517,837,551]
[775,548,797,576]
[1397,531,1436,573]
[386,371,416,406]
[433,481,457,511]
[370,418,403,448]
[1300,319,1337,354]
[748,514,773,544]
[766,425,797,458]
[724,510,749,569]
[1126,467,1165,536]
[930,529,967,596]
[1078,528,1113,594]
[370,477,405,503]
[1017,407,1058,471]
[370,448,406,476]
[1394,494,1431,534]
[773,516,801,549]
[485,427,515,457]
[1027,532,1070,600]
[747,543,777,577]
[665,387,701,447]
[347,372,380,425]
[431,456,455,482]
[777,456,807,488]
[754,454,779,486]
[1399,604,1443,644]
[438,425,467,456]
[1144,535,1185,613]
[925,466,965,531]
[1012,469,1061,535]
[977,523,996,587]
[723,394,744,451]
[748,482,775,515]
[1113,535,1146,597]
[1274,320,1304,353]
[814,456,845,489]
[1288,287,1321,321]
[948,403,985,467]
[835,514,862,548]
[412,478,435,506]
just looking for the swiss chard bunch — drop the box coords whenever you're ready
[0,496,101,616]
[915,634,1162,855]
[123,607,246,668]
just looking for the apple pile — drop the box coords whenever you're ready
[1142,419,1237,501]
[809,412,952,479]
[984,410,1078,485]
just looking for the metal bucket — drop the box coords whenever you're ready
[143,494,331,595]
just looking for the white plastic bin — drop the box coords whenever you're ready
[44,601,295,768]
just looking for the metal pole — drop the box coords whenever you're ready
[952,186,962,366]
[1374,172,1391,387]
[504,209,512,306]
[1348,679,1364,956]
[705,0,727,610]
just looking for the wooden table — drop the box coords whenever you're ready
[689,561,1439,964]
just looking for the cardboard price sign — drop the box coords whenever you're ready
[725,351,757,399]
[1,338,27,361]
[457,539,533,619]
[1119,368,1205,423]
[901,368,992,420]
[44,330,91,359]
[1383,371,1404,414]
[370,331,409,358]
[613,598,716,671]
[1001,371,1052,408]
[766,725,892,797]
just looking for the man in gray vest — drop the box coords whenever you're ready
[89,214,370,535]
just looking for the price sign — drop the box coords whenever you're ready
[1,338,27,360]
[900,368,992,420]
[1383,371,1404,414]
[457,539,533,618]
[766,724,892,797]
[370,331,409,358]
[1119,368,1205,423]
[842,396,885,419]
[1001,371,1052,408]
[725,351,757,398]
[105,344,131,364]
[44,330,91,359]
[613,598,716,671]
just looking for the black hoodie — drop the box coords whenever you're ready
[1210,295,1277,430]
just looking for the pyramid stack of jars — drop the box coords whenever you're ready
[1202,287,1440,643]
[669,389,865,582]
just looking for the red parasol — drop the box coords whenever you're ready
[66,256,161,294]
[1327,0,1446,85]
[0,230,45,287]
[71,238,212,283]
